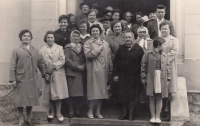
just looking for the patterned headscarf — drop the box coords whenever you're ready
[70,30,82,52]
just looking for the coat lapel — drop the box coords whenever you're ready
[112,33,125,45]
[20,44,33,57]
[152,20,159,37]
[43,44,59,59]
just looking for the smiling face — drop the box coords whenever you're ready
[79,23,87,34]
[156,8,165,20]
[160,24,170,37]
[71,32,81,43]
[21,32,31,44]
[88,11,96,23]
[138,28,147,38]
[59,19,68,30]
[91,27,100,39]
[112,12,120,21]
[113,22,122,34]
[46,34,55,47]
[82,5,90,14]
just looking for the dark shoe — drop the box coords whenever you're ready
[119,114,128,120]
[129,115,134,121]
[75,113,82,118]
[68,113,74,118]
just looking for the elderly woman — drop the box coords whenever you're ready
[87,10,104,30]
[40,31,69,122]
[132,12,144,39]
[160,22,179,113]
[113,31,144,121]
[9,29,46,125]
[135,26,153,53]
[78,20,91,44]
[112,9,121,21]
[106,20,125,60]
[55,15,71,48]
[64,30,86,118]
[84,24,112,119]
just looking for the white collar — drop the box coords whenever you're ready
[157,18,164,22]
[80,34,90,39]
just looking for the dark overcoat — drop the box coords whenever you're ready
[64,43,86,97]
[113,43,144,102]
[55,29,71,48]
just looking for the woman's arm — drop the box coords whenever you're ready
[9,49,17,83]
[141,53,148,81]
[84,41,103,60]
[167,38,179,62]
[52,46,65,70]
[38,52,47,78]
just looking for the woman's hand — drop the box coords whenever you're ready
[113,76,118,82]
[97,45,104,52]
[12,81,17,88]
[141,79,146,89]
[78,65,84,72]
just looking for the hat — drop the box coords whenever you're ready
[92,3,101,10]
[79,2,91,10]
[100,18,112,22]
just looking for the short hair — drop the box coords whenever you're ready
[44,30,56,43]
[67,13,75,24]
[78,20,90,33]
[19,29,33,41]
[58,14,69,23]
[112,9,121,16]
[153,37,165,48]
[90,24,102,35]
[123,12,133,20]
[156,4,166,11]
[159,22,170,30]
[111,20,123,32]
[124,30,135,40]
[87,10,96,17]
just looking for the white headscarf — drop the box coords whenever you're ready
[70,30,82,52]
[137,26,150,50]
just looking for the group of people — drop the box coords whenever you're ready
[9,2,179,125]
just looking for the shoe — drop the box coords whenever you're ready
[150,117,156,123]
[95,113,103,119]
[75,113,82,118]
[57,114,64,121]
[119,114,128,120]
[129,115,134,121]
[68,113,74,118]
[155,117,161,123]
[47,113,55,119]
[87,112,94,119]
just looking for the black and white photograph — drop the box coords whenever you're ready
[0,0,198,126]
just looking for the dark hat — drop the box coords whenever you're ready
[79,2,91,10]
[100,18,112,22]
[91,3,101,10]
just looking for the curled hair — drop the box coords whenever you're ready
[159,22,170,30]
[58,14,69,23]
[90,24,102,35]
[133,12,144,23]
[44,30,56,43]
[112,9,121,16]
[111,20,123,32]
[87,10,96,17]
[67,13,75,24]
[153,37,165,48]
[124,30,135,41]
[19,29,33,41]
[78,20,90,33]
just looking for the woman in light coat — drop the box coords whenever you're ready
[9,29,46,125]
[160,22,179,112]
[40,31,69,122]
[84,24,113,119]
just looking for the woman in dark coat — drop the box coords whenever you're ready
[55,15,71,48]
[9,29,46,125]
[113,31,144,121]
[132,12,144,39]
[64,30,86,118]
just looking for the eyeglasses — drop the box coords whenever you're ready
[139,31,146,34]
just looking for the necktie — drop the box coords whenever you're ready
[104,29,107,36]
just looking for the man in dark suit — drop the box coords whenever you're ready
[75,2,91,24]
[147,4,175,39]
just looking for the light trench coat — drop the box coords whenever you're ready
[162,35,179,93]
[84,38,113,100]
[9,44,46,107]
[40,43,69,100]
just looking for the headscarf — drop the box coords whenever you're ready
[137,26,150,49]
[70,30,82,52]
